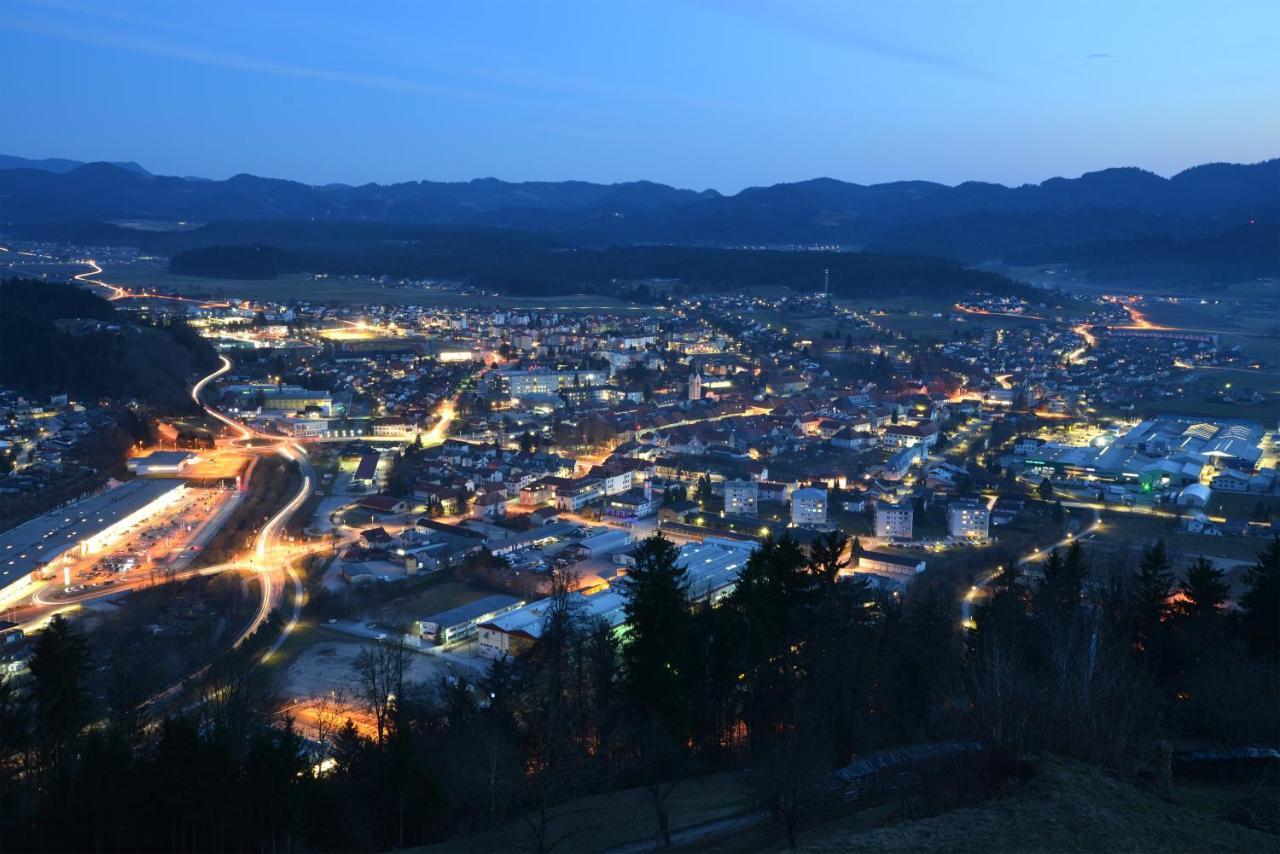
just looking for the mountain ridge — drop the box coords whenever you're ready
[1,156,1275,279]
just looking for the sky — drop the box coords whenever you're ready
[2,0,1277,192]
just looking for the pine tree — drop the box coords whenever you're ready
[28,614,91,762]
[806,529,849,589]
[1178,556,1228,619]
[1135,539,1175,634]
[621,533,692,732]
[1239,538,1279,657]
[1036,544,1088,617]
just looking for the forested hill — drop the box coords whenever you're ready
[169,244,304,279]
[0,278,217,407]
[166,231,1026,297]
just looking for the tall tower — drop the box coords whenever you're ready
[689,370,702,401]
[823,268,830,301]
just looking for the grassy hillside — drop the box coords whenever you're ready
[788,758,1275,853]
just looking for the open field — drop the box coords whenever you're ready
[98,264,659,312]
[1207,491,1277,520]
[1092,512,1270,567]
[359,578,497,629]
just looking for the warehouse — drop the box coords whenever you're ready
[126,450,199,476]
[0,479,186,597]
[415,594,524,645]
[477,537,756,658]
[479,588,628,659]
[854,548,926,580]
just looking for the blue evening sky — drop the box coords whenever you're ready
[1,0,1276,191]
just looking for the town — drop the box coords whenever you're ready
[1,5,1277,841]
[3,242,1277,761]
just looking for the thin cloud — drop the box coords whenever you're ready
[1,15,508,103]
[1087,52,1114,59]
[703,0,1002,82]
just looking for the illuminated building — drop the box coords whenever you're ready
[724,479,759,517]
[790,487,827,527]
[874,500,914,540]
[0,479,186,597]
[947,499,991,540]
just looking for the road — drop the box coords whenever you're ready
[961,505,1102,628]
[190,357,312,657]
[72,258,229,308]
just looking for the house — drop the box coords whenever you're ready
[472,491,508,520]
[1013,436,1047,455]
[414,482,465,515]
[757,481,790,504]
[605,487,658,519]
[528,506,561,526]
[555,477,605,511]
[658,499,698,525]
[881,421,940,450]
[359,494,411,515]
[829,427,870,450]
[520,481,553,506]
[359,527,394,548]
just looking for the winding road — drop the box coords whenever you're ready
[141,358,316,708]
[191,356,311,657]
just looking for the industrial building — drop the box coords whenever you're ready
[478,537,756,658]
[479,587,628,658]
[126,450,199,476]
[0,479,186,597]
[1021,417,1267,487]
[854,548,926,580]
[414,594,524,645]
[258,387,334,416]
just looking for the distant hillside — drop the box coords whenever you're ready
[5,156,1275,288]
[69,220,1028,298]
[0,154,149,175]
[0,278,217,406]
[1007,221,1280,283]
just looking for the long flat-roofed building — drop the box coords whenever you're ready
[127,450,199,476]
[0,478,186,597]
[478,537,755,658]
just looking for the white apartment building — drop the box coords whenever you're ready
[724,479,759,516]
[790,487,828,527]
[874,501,914,540]
[947,499,990,540]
